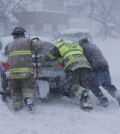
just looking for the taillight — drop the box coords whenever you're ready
[2,62,11,70]
[56,63,62,69]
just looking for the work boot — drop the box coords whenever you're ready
[80,90,93,111]
[24,97,34,112]
[99,96,108,107]
[28,104,34,112]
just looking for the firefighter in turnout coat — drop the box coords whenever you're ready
[43,39,93,110]
[5,27,42,111]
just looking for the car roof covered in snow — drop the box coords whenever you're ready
[60,28,90,34]
[30,36,54,44]
[1,36,54,46]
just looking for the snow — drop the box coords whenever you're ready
[37,80,49,98]
[0,37,120,134]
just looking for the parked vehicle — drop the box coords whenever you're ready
[0,36,66,100]
[31,36,65,93]
[0,38,2,50]
[55,28,92,44]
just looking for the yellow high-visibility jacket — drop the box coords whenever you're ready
[45,40,91,70]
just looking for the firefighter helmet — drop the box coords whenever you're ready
[11,27,26,36]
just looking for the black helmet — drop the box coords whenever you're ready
[79,37,89,45]
[11,27,26,36]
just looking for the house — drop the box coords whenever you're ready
[13,0,69,36]
[64,1,88,29]
[64,0,98,37]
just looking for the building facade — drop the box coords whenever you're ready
[13,0,69,36]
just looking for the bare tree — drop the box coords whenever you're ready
[84,0,120,39]
[0,0,35,35]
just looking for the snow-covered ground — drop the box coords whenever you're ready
[0,37,120,134]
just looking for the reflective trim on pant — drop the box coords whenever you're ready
[13,101,23,109]
[75,86,86,97]
[65,69,88,97]
[23,88,34,99]
[10,75,36,109]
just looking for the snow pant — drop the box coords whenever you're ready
[64,68,91,97]
[90,70,117,99]
[10,75,36,110]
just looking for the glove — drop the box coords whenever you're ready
[37,54,45,63]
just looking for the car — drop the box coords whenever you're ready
[31,36,65,94]
[55,28,92,44]
[0,39,2,50]
[0,36,66,100]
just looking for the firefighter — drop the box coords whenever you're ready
[79,37,120,107]
[43,39,93,111]
[5,27,42,112]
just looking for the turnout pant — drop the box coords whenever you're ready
[65,68,91,97]
[10,75,36,109]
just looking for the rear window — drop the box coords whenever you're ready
[41,42,54,54]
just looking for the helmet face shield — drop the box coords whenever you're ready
[11,27,26,36]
